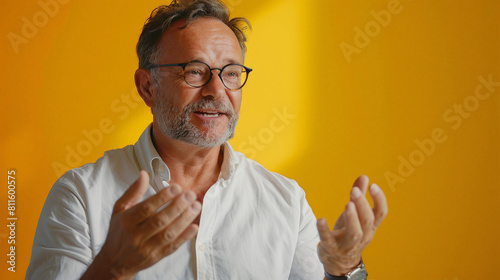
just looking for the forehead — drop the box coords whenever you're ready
[158,17,243,65]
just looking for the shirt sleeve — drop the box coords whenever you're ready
[288,188,325,280]
[26,176,92,280]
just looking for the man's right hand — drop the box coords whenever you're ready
[81,170,201,280]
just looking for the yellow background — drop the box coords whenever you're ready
[1,0,499,279]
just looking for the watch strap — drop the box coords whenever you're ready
[324,260,367,280]
[324,269,348,280]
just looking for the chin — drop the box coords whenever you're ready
[196,124,229,137]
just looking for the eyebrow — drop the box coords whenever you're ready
[189,58,242,65]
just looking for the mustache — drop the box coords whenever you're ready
[184,98,234,116]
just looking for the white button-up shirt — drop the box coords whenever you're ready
[27,125,325,279]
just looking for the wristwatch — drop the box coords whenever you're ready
[324,262,367,280]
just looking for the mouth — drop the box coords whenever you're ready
[194,110,226,118]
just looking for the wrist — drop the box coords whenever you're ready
[324,258,367,280]
[324,257,362,276]
[81,251,135,280]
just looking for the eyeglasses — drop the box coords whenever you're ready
[148,61,253,91]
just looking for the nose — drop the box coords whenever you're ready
[200,69,227,99]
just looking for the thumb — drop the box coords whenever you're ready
[113,170,150,214]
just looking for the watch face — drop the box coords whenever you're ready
[348,269,368,280]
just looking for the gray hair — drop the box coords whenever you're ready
[136,0,251,70]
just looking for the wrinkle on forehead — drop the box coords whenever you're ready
[159,18,243,66]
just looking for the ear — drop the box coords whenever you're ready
[135,68,155,108]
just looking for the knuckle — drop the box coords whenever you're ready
[148,250,162,263]
[180,210,195,223]
[350,231,362,242]
[151,216,168,229]
[172,200,188,216]
[163,228,177,242]
[157,188,171,201]
[113,203,127,214]
[137,250,154,264]
[140,203,155,217]
[175,203,184,215]
[323,239,335,249]
[364,216,374,227]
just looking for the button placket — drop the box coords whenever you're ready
[196,181,221,280]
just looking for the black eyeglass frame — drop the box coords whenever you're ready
[147,61,253,91]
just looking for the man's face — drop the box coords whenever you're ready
[151,17,244,148]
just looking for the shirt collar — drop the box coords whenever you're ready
[219,141,239,183]
[134,124,239,188]
[134,124,170,185]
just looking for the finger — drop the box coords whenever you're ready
[146,200,201,249]
[352,175,369,197]
[317,218,332,242]
[113,170,150,214]
[333,211,346,230]
[343,201,363,248]
[351,187,375,238]
[127,183,182,223]
[159,223,199,257]
[370,183,388,228]
[140,190,198,239]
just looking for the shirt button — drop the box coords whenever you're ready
[162,180,169,187]
[198,244,205,252]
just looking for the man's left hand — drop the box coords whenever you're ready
[316,175,388,276]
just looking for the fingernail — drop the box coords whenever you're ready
[184,191,195,202]
[168,185,180,196]
[351,187,362,199]
[370,184,380,195]
[191,202,201,212]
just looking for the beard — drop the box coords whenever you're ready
[153,93,239,148]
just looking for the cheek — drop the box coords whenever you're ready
[229,92,242,113]
[157,83,195,108]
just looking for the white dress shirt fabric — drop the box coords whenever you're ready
[27,125,325,280]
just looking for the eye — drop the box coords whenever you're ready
[184,62,209,77]
[223,66,242,79]
[186,69,204,76]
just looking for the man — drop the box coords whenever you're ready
[27,0,388,279]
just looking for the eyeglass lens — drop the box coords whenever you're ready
[183,62,248,90]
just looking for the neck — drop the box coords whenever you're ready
[151,123,223,200]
